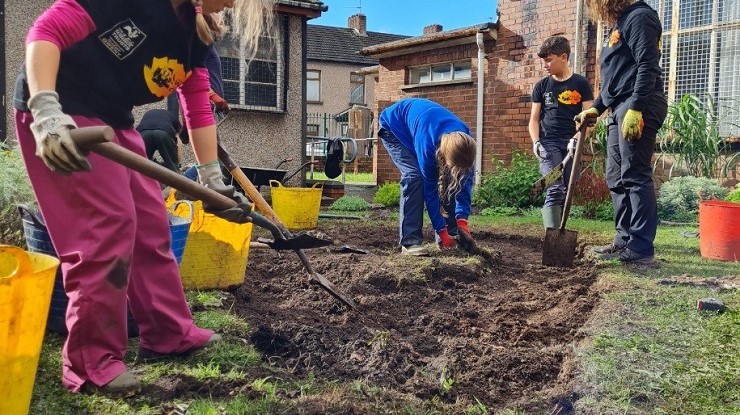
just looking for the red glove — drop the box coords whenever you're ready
[456,218,471,236]
[437,228,457,248]
[209,91,230,113]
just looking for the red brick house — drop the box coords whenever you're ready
[361,0,598,186]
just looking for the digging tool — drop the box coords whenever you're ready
[67,127,330,252]
[541,122,591,267]
[217,141,358,310]
[530,118,596,200]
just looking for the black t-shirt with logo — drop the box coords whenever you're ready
[531,74,594,140]
[14,0,209,129]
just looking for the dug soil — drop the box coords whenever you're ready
[219,221,600,413]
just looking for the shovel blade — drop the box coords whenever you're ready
[257,232,333,251]
[542,228,578,267]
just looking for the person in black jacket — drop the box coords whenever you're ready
[576,0,668,264]
[137,109,183,173]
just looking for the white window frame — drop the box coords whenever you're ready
[349,73,365,104]
[307,70,321,103]
[217,15,287,112]
[408,60,472,86]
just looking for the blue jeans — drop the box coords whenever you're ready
[537,138,572,207]
[379,127,457,247]
[606,92,668,256]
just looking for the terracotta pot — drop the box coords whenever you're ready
[699,200,740,261]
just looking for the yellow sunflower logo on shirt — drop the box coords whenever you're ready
[144,57,191,98]
[608,30,621,47]
[558,90,582,105]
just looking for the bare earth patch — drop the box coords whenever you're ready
[204,223,602,413]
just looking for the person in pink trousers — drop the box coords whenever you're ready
[13,0,274,397]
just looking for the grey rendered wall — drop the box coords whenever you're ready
[306,61,375,116]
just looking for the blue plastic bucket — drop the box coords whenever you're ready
[168,201,193,265]
[18,204,192,336]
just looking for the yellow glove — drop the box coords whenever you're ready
[573,107,599,127]
[622,109,644,141]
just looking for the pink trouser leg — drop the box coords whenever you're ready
[15,111,212,392]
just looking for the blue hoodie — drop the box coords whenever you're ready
[379,98,473,232]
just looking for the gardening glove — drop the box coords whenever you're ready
[196,161,253,224]
[573,107,599,128]
[209,91,230,115]
[532,140,546,160]
[437,227,457,249]
[455,218,478,254]
[566,137,576,155]
[28,90,91,174]
[621,109,644,141]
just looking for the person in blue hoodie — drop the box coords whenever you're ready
[378,98,476,256]
[575,0,668,264]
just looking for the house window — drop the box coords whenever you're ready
[216,15,287,112]
[306,124,319,136]
[307,70,321,102]
[408,60,472,85]
[350,73,365,104]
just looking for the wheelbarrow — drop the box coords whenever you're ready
[231,158,319,192]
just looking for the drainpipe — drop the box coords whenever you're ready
[574,0,584,74]
[475,31,486,187]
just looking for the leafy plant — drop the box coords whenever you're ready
[480,206,519,216]
[473,151,543,209]
[572,168,611,219]
[725,185,740,203]
[373,181,401,207]
[655,94,740,179]
[657,176,728,222]
[0,147,36,246]
[328,195,369,211]
[587,116,609,172]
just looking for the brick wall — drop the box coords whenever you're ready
[372,1,595,186]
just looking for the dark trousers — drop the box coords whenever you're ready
[538,138,572,207]
[378,127,458,247]
[606,92,667,255]
[140,129,179,173]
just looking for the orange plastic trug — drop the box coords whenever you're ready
[699,201,740,262]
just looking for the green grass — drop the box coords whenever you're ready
[305,171,375,183]
[23,211,740,414]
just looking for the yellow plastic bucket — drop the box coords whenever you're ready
[167,194,253,290]
[0,245,58,415]
[270,180,323,230]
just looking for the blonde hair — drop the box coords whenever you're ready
[584,0,634,25]
[192,0,275,50]
[436,132,476,209]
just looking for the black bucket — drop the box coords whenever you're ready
[18,205,139,337]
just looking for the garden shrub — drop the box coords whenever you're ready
[329,195,370,211]
[572,168,611,219]
[473,151,542,209]
[725,185,740,203]
[480,206,518,216]
[594,201,615,221]
[373,182,400,207]
[657,176,728,222]
[0,147,36,246]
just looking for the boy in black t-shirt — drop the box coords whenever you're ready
[528,35,594,228]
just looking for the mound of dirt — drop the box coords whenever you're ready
[231,223,599,412]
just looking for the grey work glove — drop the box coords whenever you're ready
[567,137,576,155]
[28,91,91,174]
[532,140,546,160]
[196,162,253,224]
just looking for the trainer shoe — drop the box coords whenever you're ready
[589,243,625,260]
[138,333,222,363]
[618,247,655,264]
[401,244,438,257]
[85,370,141,398]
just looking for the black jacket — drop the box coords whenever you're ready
[593,1,664,113]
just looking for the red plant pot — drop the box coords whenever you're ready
[699,200,740,261]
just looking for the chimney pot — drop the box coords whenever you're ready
[423,24,443,35]
[348,13,367,36]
